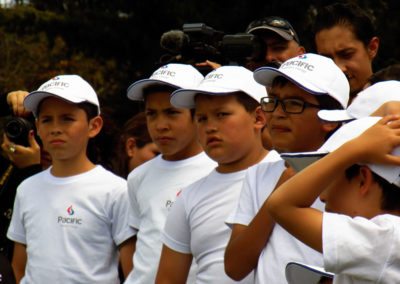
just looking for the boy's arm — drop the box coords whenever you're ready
[118,236,136,278]
[155,245,192,284]
[12,242,27,284]
[224,168,293,280]
[267,115,400,252]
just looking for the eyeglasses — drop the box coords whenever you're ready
[260,96,320,114]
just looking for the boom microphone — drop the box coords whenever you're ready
[160,30,189,54]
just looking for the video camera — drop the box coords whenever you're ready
[159,23,266,69]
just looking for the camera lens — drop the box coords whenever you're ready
[4,117,33,146]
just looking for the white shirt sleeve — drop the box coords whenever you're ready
[7,188,27,244]
[162,193,192,254]
[323,212,397,281]
[127,175,141,230]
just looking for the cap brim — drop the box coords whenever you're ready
[247,26,293,41]
[127,79,180,101]
[24,91,85,117]
[170,86,240,109]
[281,151,327,172]
[318,109,354,122]
[286,262,334,284]
[254,67,327,96]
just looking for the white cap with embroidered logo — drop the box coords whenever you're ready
[24,75,100,117]
[318,80,400,122]
[170,66,267,109]
[127,63,204,101]
[253,53,349,109]
[281,116,400,187]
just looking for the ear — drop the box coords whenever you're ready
[88,116,103,138]
[367,36,380,60]
[255,106,267,130]
[358,166,375,196]
[297,45,306,55]
[125,137,137,158]
[321,121,340,134]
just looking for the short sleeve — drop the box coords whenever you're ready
[162,194,192,254]
[323,213,394,281]
[110,183,137,246]
[127,175,141,230]
[7,190,27,244]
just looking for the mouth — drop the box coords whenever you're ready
[49,139,65,146]
[270,125,291,132]
[206,137,222,146]
[156,137,173,144]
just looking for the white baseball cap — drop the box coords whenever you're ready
[286,262,334,284]
[24,75,100,117]
[253,53,350,109]
[127,63,204,101]
[170,66,267,108]
[318,80,400,122]
[281,116,400,187]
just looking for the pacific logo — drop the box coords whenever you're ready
[298,54,307,59]
[67,205,74,215]
[57,205,82,225]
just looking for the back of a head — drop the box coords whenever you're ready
[314,2,376,47]
[369,64,400,85]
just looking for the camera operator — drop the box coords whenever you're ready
[246,16,305,68]
[0,90,42,284]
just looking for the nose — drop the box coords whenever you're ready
[271,101,286,117]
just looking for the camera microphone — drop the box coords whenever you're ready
[160,30,189,54]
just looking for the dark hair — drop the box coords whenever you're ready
[112,112,153,177]
[194,91,259,114]
[142,84,177,100]
[143,84,196,118]
[37,99,99,121]
[314,2,376,47]
[368,64,400,85]
[345,164,400,211]
[232,92,260,113]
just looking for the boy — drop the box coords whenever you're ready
[224,53,349,283]
[7,75,136,283]
[124,63,216,284]
[314,2,379,99]
[267,115,400,282]
[156,66,273,283]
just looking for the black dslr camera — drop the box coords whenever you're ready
[4,117,34,147]
[159,23,265,69]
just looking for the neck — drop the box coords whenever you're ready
[51,157,96,177]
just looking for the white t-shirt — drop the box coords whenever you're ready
[162,152,279,284]
[323,212,400,283]
[7,166,135,284]
[125,152,216,284]
[227,153,324,284]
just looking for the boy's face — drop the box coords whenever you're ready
[315,25,378,96]
[319,170,363,217]
[195,94,262,172]
[265,82,329,153]
[36,97,101,163]
[144,91,200,161]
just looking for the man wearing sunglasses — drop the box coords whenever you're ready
[246,16,305,68]
[224,53,349,283]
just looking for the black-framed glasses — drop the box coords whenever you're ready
[260,96,320,114]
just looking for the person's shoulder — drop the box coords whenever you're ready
[127,155,160,180]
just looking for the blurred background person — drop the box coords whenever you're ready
[112,112,159,178]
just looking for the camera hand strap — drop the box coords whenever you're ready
[0,164,14,199]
